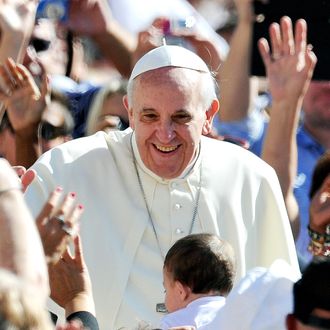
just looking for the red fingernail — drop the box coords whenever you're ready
[78,204,84,210]
[55,186,63,192]
[70,192,76,198]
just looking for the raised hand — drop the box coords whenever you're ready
[0,0,38,62]
[48,235,95,317]
[36,188,83,265]
[64,0,112,36]
[258,17,317,103]
[0,58,48,132]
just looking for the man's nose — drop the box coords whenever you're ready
[156,121,175,143]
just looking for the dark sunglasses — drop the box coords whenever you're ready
[30,37,51,53]
[40,121,70,140]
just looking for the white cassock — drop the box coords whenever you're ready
[25,128,299,329]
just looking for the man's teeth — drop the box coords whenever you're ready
[155,145,178,152]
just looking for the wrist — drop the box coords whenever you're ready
[14,123,40,140]
[64,293,95,318]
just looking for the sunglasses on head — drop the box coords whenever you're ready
[40,121,70,140]
[29,37,51,53]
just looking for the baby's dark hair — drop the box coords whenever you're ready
[164,233,236,296]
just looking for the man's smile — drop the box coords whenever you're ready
[153,144,180,153]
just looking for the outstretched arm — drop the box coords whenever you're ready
[259,17,317,239]
[0,0,37,63]
[65,0,136,78]
[217,0,256,122]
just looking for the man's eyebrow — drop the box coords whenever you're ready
[140,107,157,112]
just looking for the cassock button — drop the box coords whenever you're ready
[174,203,182,210]
[175,228,184,235]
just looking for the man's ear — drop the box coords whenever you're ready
[123,95,134,129]
[202,99,219,135]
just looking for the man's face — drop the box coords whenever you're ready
[303,81,330,130]
[126,67,218,179]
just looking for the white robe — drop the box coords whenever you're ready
[25,129,299,329]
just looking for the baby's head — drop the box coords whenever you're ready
[163,233,236,312]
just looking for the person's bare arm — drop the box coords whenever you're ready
[65,0,136,78]
[259,17,317,239]
[217,0,256,122]
[0,0,37,63]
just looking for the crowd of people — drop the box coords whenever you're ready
[0,0,329,329]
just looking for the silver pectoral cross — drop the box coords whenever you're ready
[156,303,168,313]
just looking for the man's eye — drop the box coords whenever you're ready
[173,114,192,123]
[142,113,158,121]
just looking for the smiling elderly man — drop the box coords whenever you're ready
[25,45,299,329]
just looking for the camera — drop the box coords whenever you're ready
[36,0,69,22]
[162,17,196,49]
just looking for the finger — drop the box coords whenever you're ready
[36,187,63,226]
[303,46,317,81]
[40,72,50,99]
[12,165,26,178]
[5,58,25,88]
[258,38,272,68]
[15,64,41,100]
[61,246,74,261]
[280,16,294,55]
[21,168,36,192]
[294,19,307,56]
[57,192,77,221]
[269,22,282,60]
[0,64,15,95]
[65,203,84,231]
[73,234,84,266]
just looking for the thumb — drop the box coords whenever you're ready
[21,168,36,192]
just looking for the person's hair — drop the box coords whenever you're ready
[49,89,74,135]
[309,152,330,199]
[86,79,128,136]
[293,257,330,326]
[163,233,236,296]
[127,67,218,112]
[0,112,14,135]
[0,270,53,330]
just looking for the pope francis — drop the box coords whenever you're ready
[25,45,299,329]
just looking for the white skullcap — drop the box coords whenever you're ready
[129,45,210,81]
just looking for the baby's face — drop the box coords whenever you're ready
[163,268,185,313]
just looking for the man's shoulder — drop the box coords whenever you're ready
[35,130,131,166]
[201,136,272,172]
